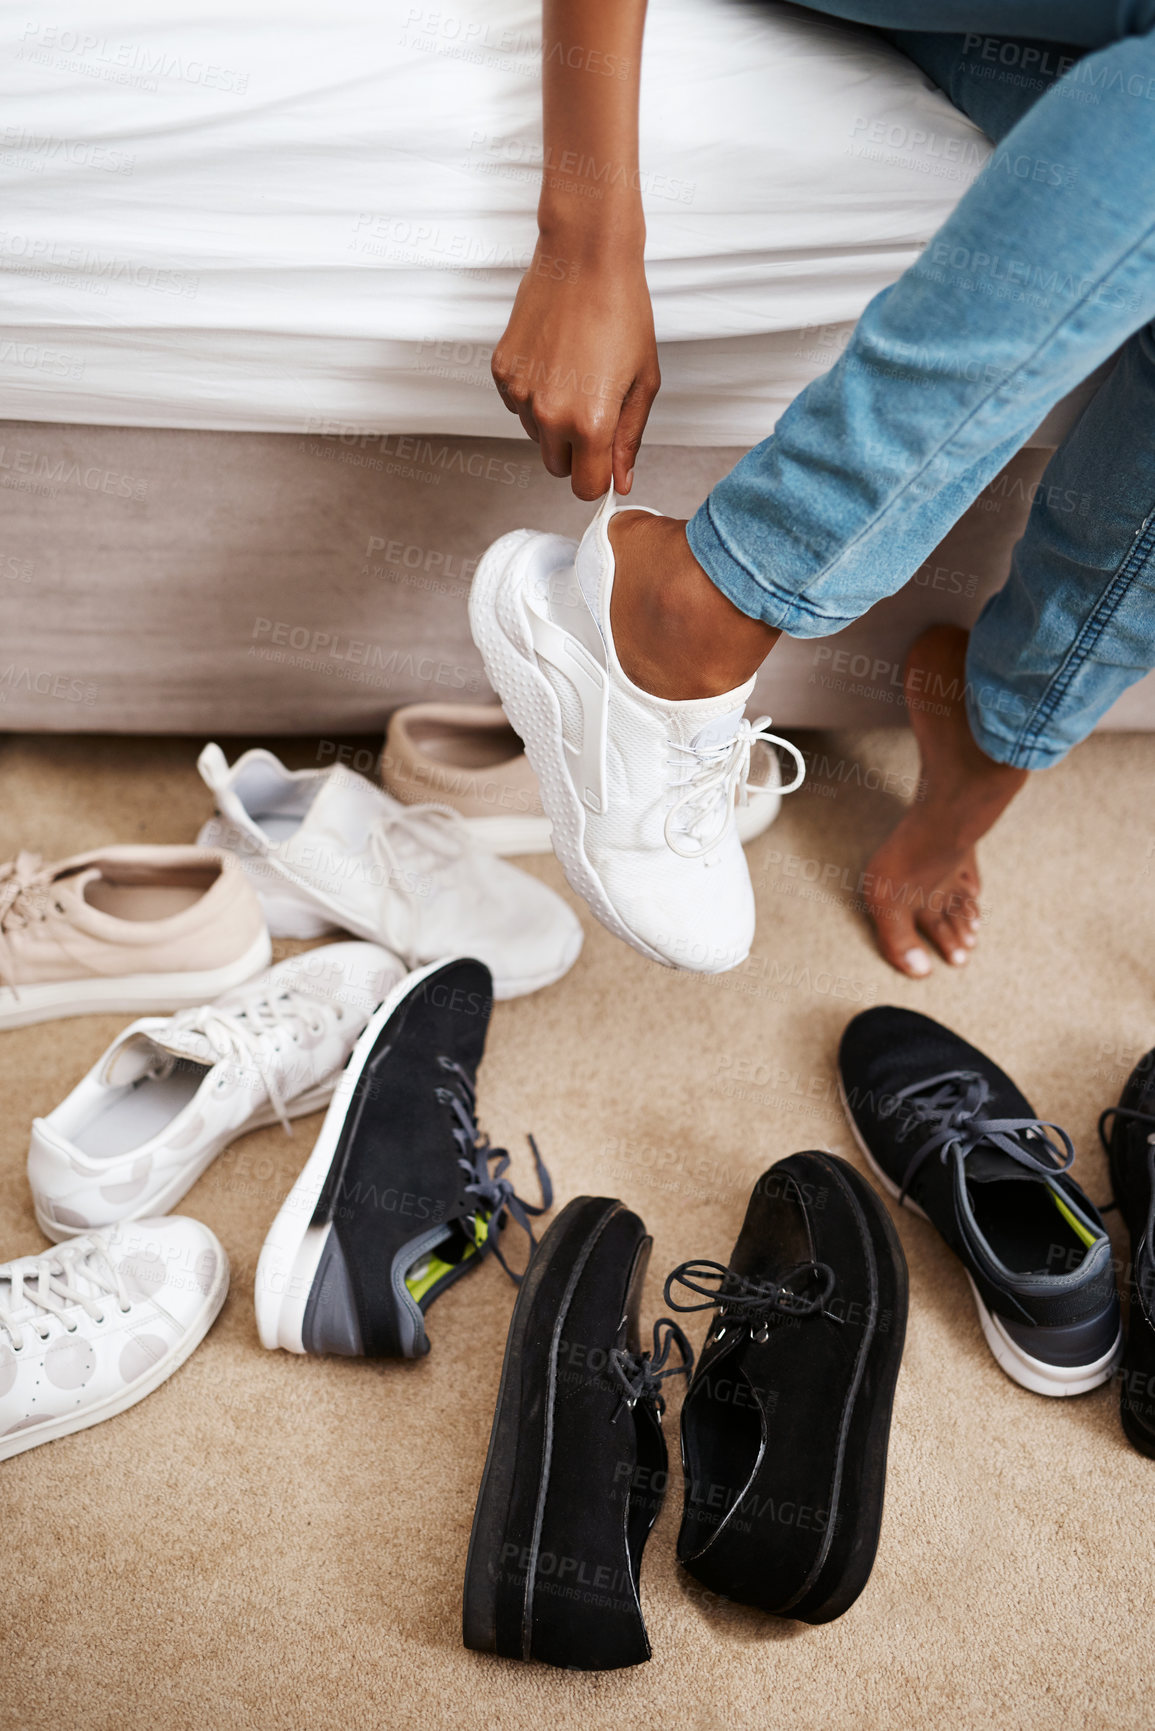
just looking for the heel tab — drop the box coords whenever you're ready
[197,741,230,792]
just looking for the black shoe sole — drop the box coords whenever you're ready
[786,1158,908,1623]
[462,1195,641,1665]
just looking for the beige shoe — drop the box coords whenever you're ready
[0,846,271,1030]
[382,701,784,856]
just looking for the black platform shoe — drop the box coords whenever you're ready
[463,1195,691,1670]
[667,1152,907,1623]
[1100,1050,1155,1457]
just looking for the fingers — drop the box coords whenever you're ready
[493,352,659,500]
[612,367,659,495]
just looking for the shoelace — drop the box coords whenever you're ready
[1099,1104,1155,1251]
[435,1056,552,1282]
[162,980,340,1132]
[885,1068,1075,1203]
[0,852,66,995]
[607,1319,694,1423]
[0,1236,132,1351]
[368,804,468,956]
[664,1257,840,1341]
[663,716,806,861]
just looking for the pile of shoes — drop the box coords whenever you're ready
[4,722,1151,1672]
[0,731,583,1460]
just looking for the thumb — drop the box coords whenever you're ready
[612,368,659,495]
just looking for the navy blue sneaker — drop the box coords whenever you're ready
[838,1007,1120,1397]
[1099,1048,1155,1456]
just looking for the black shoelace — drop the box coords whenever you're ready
[663,1257,840,1343]
[607,1319,694,1423]
[883,1068,1074,1203]
[435,1056,552,1282]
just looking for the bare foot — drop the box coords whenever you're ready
[864,624,1029,977]
[607,511,779,699]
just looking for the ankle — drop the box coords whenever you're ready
[608,512,779,700]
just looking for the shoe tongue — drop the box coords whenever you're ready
[48,864,103,911]
[689,707,745,751]
[297,770,389,852]
[102,1023,211,1083]
[963,1136,1056,1184]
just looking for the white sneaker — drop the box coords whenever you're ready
[196,746,583,999]
[0,1217,228,1461]
[381,699,786,856]
[28,942,404,1240]
[468,491,804,972]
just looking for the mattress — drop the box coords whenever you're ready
[0,0,989,443]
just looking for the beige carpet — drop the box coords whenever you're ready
[2,728,1153,1731]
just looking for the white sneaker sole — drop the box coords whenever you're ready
[470,530,673,969]
[33,1078,337,1244]
[0,1229,230,1462]
[0,929,273,1032]
[836,1072,1122,1398]
[253,958,448,1352]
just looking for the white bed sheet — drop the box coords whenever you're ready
[0,0,989,443]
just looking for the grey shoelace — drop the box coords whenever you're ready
[884,1068,1075,1203]
[607,1319,694,1423]
[435,1056,551,1282]
[664,1257,840,1342]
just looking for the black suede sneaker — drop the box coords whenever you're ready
[666,1152,907,1623]
[1099,1047,1155,1457]
[839,1006,1120,1397]
[463,1195,691,1670]
[254,956,550,1357]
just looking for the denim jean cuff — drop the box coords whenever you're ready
[964,688,1069,772]
[685,498,858,639]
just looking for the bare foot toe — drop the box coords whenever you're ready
[863,626,1026,977]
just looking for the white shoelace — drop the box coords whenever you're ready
[663,716,806,861]
[0,1237,132,1351]
[0,851,66,995]
[163,979,339,1132]
[367,803,467,957]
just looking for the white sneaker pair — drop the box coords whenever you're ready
[11,942,407,1461]
[468,491,804,973]
[195,745,581,999]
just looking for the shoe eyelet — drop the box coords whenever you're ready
[119,1303,132,1315]
[66,1324,78,1334]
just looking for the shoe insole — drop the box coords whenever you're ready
[71,1066,208,1158]
[84,882,205,921]
[253,811,304,844]
[968,1179,1095,1274]
[406,1213,489,1303]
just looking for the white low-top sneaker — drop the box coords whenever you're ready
[0,1216,228,1461]
[196,746,583,999]
[468,491,805,972]
[28,942,404,1241]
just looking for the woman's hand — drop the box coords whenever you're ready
[492,232,660,500]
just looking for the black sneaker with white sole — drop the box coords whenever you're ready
[838,1007,1119,1398]
[254,957,551,1358]
[1099,1047,1155,1457]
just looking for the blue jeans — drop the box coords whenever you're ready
[687,4,1155,768]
